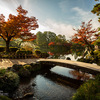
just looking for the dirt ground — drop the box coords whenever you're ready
[0,58,39,69]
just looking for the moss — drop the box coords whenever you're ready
[18,67,31,77]
[0,69,19,93]
[0,69,6,76]
[0,95,12,100]
[12,64,23,72]
[23,64,33,72]
[34,50,42,57]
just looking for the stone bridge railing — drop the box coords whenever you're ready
[38,59,100,75]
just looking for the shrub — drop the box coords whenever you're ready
[34,50,41,57]
[41,52,49,58]
[18,67,31,77]
[12,64,23,72]
[0,69,6,76]
[0,95,11,100]
[77,58,94,64]
[16,50,33,58]
[35,46,40,49]
[12,63,41,78]
[31,63,41,71]
[9,47,18,52]
[30,63,36,67]
[0,46,5,52]
[23,64,33,72]
[16,50,32,55]
[72,75,100,100]
[0,69,19,93]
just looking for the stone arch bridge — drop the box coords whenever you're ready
[38,59,100,75]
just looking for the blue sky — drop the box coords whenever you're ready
[0,0,99,39]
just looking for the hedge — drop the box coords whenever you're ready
[72,75,100,100]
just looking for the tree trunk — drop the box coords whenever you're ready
[6,41,10,52]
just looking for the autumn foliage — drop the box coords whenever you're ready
[48,42,55,46]
[48,52,54,56]
[0,5,38,52]
[71,20,97,51]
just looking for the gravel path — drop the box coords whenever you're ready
[0,58,38,69]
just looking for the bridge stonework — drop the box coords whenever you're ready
[38,59,100,75]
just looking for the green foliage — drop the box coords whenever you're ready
[94,50,100,60]
[0,95,12,100]
[0,46,5,52]
[77,57,94,64]
[56,34,66,44]
[77,49,100,65]
[17,63,41,77]
[71,43,85,57]
[91,3,100,16]
[18,67,31,77]
[36,31,57,46]
[12,64,23,71]
[12,64,31,77]
[36,31,67,47]
[11,63,41,78]
[34,49,42,57]
[91,1,100,22]
[0,69,19,93]
[34,49,49,58]
[35,46,40,50]
[16,50,32,55]
[93,50,100,65]
[49,44,71,54]
[9,47,18,52]
[23,64,33,72]
[72,75,100,100]
[41,52,49,58]
[94,38,100,46]
[31,63,41,71]
[0,69,6,76]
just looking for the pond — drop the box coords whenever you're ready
[13,65,94,100]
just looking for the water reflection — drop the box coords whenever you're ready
[51,66,74,78]
[69,70,95,81]
[33,75,76,100]
[51,66,95,81]
[13,69,78,100]
[13,66,95,100]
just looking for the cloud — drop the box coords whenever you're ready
[0,0,20,19]
[34,19,75,40]
[35,7,100,40]
[59,0,68,13]
[72,7,100,28]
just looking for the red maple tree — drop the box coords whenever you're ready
[71,20,97,51]
[48,42,55,46]
[0,5,38,52]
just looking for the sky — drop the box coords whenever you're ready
[0,0,100,39]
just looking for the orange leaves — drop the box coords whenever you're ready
[71,20,97,47]
[0,5,38,42]
[48,42,55,46]
[0,14,5,23]
[48,52,54,56]
[16,5,28,15]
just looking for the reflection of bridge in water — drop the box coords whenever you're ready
[38,59,100,75]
